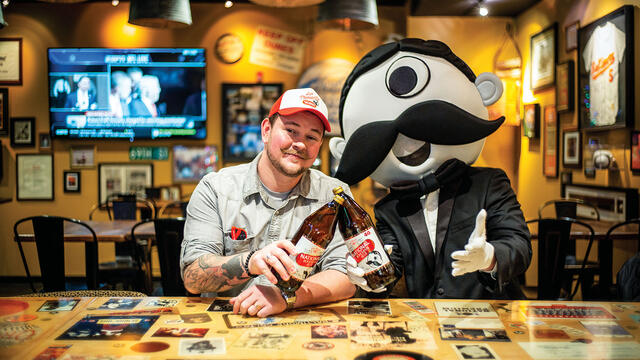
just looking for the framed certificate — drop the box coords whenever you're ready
[16,154,54,201]
[0,38,22,85]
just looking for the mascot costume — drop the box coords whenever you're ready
[330,39,531,299]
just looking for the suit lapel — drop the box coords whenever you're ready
[435,178,462,262]
[398,198,435,273]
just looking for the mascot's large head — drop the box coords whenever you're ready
[330,38,505,187]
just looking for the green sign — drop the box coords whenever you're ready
[129,146,169,161]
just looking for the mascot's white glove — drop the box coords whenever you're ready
[347,245,393,293]
[450,209,495,277]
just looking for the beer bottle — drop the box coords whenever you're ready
[276,192,344,296]
[333,187,396,290]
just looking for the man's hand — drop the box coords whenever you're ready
[450,209,495,277]
[229,284,286,317]
[248,240,297,284]
[346,245,393,293]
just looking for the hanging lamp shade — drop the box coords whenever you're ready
[37,0,87,3]
[0,8,7,29]
[129,0,192,28]
[249,0,324,7]
[317,0,378,31]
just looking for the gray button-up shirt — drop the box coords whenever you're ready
[180,152,352,297]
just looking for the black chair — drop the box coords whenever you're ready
[606,218,640,301]
[158,200,188,218]
[14,216,99,293]
[89,195,155,221]
[132,218,187,296]
[538,198,600,220]
[527,217,596,300]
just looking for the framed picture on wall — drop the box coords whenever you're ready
[530,23,557,91]
[221,83,283,162]
[631,130,640,172]
[10,117,35,147]
[39,132,52,150]
[63,171,81,193]
[70,146,95,168]
[578,5,634,130]
[172,145,219,183]
[0,88,8,136]
[523,103,540,138]
[0,38,23,85]
[16,154,54,201]
[562,130,581,168]
[98,163,153,203]
[565,21,579,52]
[556,60,574,113]
[543,105,558,177]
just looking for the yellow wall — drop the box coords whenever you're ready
[0,2,404,277]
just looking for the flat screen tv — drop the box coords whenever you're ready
[48,48,206,140]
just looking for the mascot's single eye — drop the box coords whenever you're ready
[385,56,430,98]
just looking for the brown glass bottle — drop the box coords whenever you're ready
[334,187,396,290]
[275,193,344,296]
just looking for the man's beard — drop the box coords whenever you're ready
[266,146,308,178]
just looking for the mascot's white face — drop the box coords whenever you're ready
[330,49,503,187]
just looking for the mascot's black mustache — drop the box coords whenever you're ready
[335,100,505,185]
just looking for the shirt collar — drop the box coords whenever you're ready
[243,152,320,201]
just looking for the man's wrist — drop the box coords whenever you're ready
[243,250,258,278]
[280,290,296,310]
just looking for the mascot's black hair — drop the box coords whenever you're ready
[338,39,477,137]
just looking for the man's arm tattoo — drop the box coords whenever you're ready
[184,253,250,293]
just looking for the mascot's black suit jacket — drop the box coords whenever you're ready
[375,165,530,299]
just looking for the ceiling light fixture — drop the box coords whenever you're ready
[224,1,233,7]
[479,6,488,16]
[112,0,119,6]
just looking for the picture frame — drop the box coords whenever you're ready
[39,132,52,150]
[98,163,153,203]
[161,185,181,201]
[16,153,54,201]
[10,117,35,147]
[530,23,557,91]
[556,60,574,113]
[523,103,540,138]
[63,171,81,193]
[631,130,640,172]
[172,145,219,183]
[565,21,579,52]
[562,130,582,168]
[0,88,8,136]
[222,83,283,162]
[578,5,634,131]
[543,105,558,177]
[70,146,95,168]
[0,38,23,85]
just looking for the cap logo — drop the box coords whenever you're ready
[302,99,318,108]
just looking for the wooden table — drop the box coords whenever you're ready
[15,220,155,243]
[1,297,639,359]
[528,220,639,298]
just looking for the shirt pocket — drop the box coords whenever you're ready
[222,230,256,256]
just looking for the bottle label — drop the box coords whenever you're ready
[291,235,324,281]
[345,227,390,273]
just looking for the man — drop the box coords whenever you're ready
[330,39,531,299]
[109,71,132,118]
[181,88,356,317]
[65,76,96,110]
[129,75,165,117]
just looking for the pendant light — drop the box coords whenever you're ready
[129,0,192,28]
[317,0,378,31]
[249,0,324,7]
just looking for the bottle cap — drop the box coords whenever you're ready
[332,186,344,195]
[333,195,344,205]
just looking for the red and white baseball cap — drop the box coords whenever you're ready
[269,88,330,132]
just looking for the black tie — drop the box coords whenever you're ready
[389,159,467,201]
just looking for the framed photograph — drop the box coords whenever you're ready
[10,117,35,147]
[39,132,52,150]
[0,88,8,136]
[565,21,579,52]
[556,61,574,113]
[98,163,153,203]
[563,130,581,168]
[70,146,95,168]
[63,171,80,193]
[161,185,181,201]
[172,145,219,183]
[0,38,22,85]
[578,5,634,130]
[523,103,540,138]
[530,23,557,91]
[631,130,640,172]
[543,105,558,177]
[16,154,54,201]
[222,83,283,162]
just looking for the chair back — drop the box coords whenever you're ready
[89,196,155,221]
[158,200,188,218]
[606,218,640,301]
[14,216,99,293]
[132,218,186,296]
[527,217,595,300]
[538,198,600,220]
